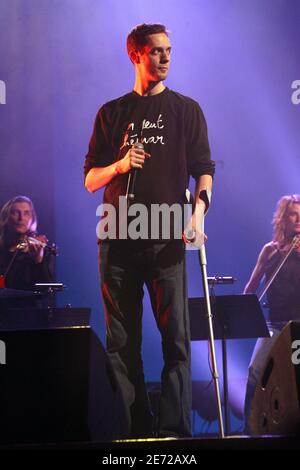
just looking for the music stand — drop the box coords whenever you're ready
[0,288,40,300]
[0,307,91,330]
[189,293,269,435]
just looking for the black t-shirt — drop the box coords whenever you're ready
[84,87,215,240]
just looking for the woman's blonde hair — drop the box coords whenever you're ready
[272,194,300,245]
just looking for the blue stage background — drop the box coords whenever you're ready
[1,0,300,433]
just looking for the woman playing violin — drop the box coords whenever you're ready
[0,195,55,290]
[244,194,300,434]
[244,194,300,322]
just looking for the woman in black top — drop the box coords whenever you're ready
[244,194,300,433]
[0,195,54,291]
[244,194,300,322]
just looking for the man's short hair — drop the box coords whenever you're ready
[127,23,168,58]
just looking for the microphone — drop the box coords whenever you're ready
[125,142,144,204]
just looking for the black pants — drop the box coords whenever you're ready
[99,240,192,438]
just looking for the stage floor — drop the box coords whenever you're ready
[0,434,299,452]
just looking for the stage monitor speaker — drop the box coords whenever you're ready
[0,327,127,444]
[247,321,300,435]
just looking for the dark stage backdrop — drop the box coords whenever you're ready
[1,0,300,431]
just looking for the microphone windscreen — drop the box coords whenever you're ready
[134,142,144,150]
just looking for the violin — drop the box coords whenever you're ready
[294,237,300,254]
[16,233,58,255]
[289,234,300,253]
[280,235,300,255]
[259,234,300,301]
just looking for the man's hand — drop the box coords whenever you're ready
[116,146,151,174]
[183,200,207,248]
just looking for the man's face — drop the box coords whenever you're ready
[285,203,300,237]
[137,33,171,82]
[9,202,33,235]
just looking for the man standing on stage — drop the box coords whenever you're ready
[84,23,215,438]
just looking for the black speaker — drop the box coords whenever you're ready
[0,327,127,444]
[247,321,300,435]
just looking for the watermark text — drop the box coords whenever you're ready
[292,340,300,365]
[0,340,6,365]
[0,80,6,104]
[291,80,300,105]
[95,196,203,249]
